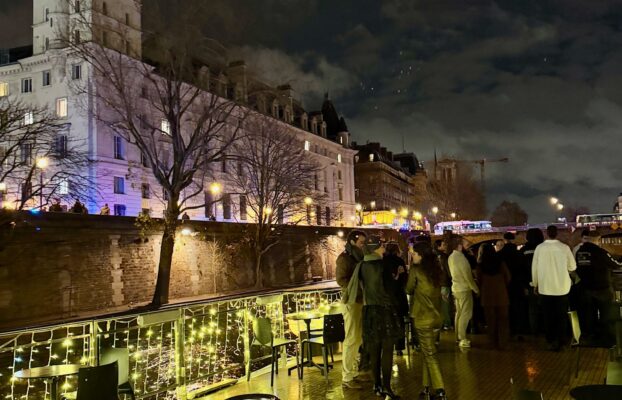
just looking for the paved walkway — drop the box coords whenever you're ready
[205,331,609,400]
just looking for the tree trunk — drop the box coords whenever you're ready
[253,249,263,289]
[151,209,179,307]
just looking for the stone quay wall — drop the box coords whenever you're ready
[0,212,401,329]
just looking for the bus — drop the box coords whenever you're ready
[576,213,622,228]
[433,220,493,235]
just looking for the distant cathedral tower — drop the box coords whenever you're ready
[321,93,351,147]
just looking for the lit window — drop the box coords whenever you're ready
[21,78,33,93]
[113,204,126,216]
[71,64,82,80]
[56,98,67,117]
[0,82,8,97]
[369,153,374,162]
[24,112,34,125]
[304,140,310,151]
[337,154,342,163]
[113,176,125,194]
[42,71,51,86]
[113,136,124,160]
[161,119,171,135]
[60,179,69,195]
[339,136,343,144]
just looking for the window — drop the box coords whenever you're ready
[222,194,231,219]
[0,82,8,97]
[24,111,34,125]
[338,170,342,180]
[102,2,108,15]
[113,136,124,160]
[239,195,247,220]
[337,154,342,163]
[20,143,32,165]
[304,140,310,151]
[74,30,80,44]
[125,13,130,25]
[277,205,284,225]
[102,31,108,46]
[45,38,50,50]
[325,207,331,226]
[59,179,69,195]
[369,153,374,162]
[125,40,130,55]
[21,78,33,93]
[205,192,214,218]
[113,177,125,194]
[56,98,67,117]
[338,188,343,201]
[50,18,53,27]
[113,204,126,216]
[314,174,319,191]
[21,181,32,202]
[141,208,151,216]
[71,64,82,80]
[140,152,149,167]
[163,189,169,201]
[221,156,227,173]
[316,205,322,225]
[45,8,49,21]
[75,0,81,13]
[42,71,51,86]
[56,135,68,158]
[161,119,170,135]
[141,183,150,199]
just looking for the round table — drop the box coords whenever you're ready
[14,364,81,400]
[287,311,324,373]
[569,384,622,399]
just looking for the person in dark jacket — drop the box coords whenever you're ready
[520,228,545,334]
[477,243,511,349]
[499,232,529,338]
[336,230,368,389]
[383,242,409,355]
[575,230,622,345]
[434,239,453,330]
[360,235,404,399]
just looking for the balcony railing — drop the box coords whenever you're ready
[0,287,341,399]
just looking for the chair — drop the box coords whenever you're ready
[76,361,119,400]
[100,347,136,399]
[301,313,345,382]
[246,317,299,386]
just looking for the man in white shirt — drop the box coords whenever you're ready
[531,225,576,351]
[448,236,480,348]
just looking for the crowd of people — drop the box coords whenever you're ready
[335,226,622,399]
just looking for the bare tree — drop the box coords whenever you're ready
[229,115,324,288]
[490,200,528,227]
[65,1,247,306]
[0,97,95,210]
[426,164,486,221]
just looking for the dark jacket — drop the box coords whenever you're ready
[336,239,364,303]
[436,250,451,287]
[519,242,538,279]
[575,242,622,290]
[383,253,409,316]
[476,261,511,307]
[499,243,528,295]
[359,253,398,306]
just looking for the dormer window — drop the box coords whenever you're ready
[337,154,342,163]
[310,118,318,134]
[304,140,310,151]
[272,100,279,118]
[369,154,374,162]
[301,113,308,131]
[320,122,327,137]
[102,2,108,16]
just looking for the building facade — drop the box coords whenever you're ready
[0,0,357,226]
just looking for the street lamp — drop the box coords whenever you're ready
[36,157,48,209]
[431,206,439,215]
[557,203,564,211]
[400,208,409,218]
[550,197,559,205]
[370,201,376,210]
[355,203,363,226]
[450,212,457,219]
[413,211,422,220]
[304,197,313,224]
[209,182,222,195]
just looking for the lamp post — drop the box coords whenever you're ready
[304,196,313,225]
[450,212,456,220]
[36,157,49,210]
[209,182,222,196]
[557,203,564,222]
[355,203,363,226]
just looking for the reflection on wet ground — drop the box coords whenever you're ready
[206,331,609,400]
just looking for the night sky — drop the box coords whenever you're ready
[2,0,622,223]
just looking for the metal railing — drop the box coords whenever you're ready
[0,287,341,399]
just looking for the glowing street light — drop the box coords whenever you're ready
[390,208,397,215]
[413,211,422,220]
[450,212,457,219]
[431,206,439,215]
[36,157,49,209]
[304,197,313,224]
[550,197,559,205]
[400,208,409,218]
[264,206,273,216]
[370,201,376,209]
[0,182,6,192]
[355,203,362,211]
[304,197,313,205]
[36,157,49,169]
[557,203,564,211]
[209,182,222,195]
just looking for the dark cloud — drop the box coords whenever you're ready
[0,1,31,47]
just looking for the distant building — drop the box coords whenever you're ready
[0,0,357,225]
[351,142,427,226]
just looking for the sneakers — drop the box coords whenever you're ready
[342,379,363,390]
[458,339,471,348]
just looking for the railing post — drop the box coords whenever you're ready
[90,320,98,366]
[243,300,251,380]
[175,311,187,400]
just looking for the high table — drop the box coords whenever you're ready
[286,311,324,375]
[14,364,81,400]
[569,384,622,399]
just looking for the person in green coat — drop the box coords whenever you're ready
[407,241,447,400]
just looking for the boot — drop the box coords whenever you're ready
[373,384,383,397]
[435,389,447,399]
[383,387,401,399]
[419,387,432,400]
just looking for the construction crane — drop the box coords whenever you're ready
[433,152,509,189]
